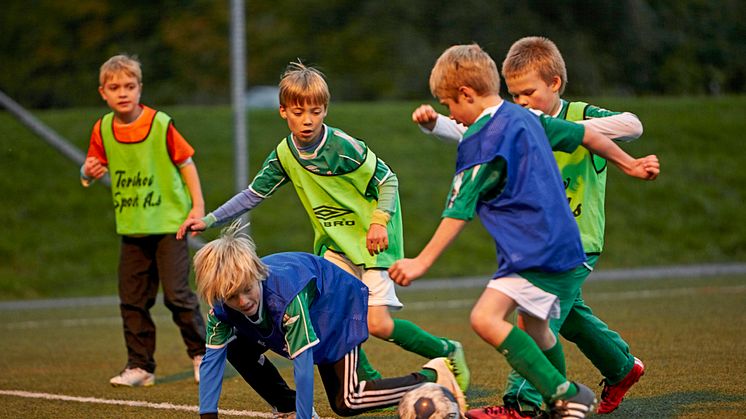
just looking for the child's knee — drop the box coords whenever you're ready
[367,309,394,338]
[469,309,490,338]
[329,400,356,417]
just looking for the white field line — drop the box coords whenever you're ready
[0,389,271,417]
[2,285,744,330]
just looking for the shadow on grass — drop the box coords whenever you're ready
[607,391,746,418]
[464,388,746,418]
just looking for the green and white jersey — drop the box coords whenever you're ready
[443,107,584,220]
[250,126,394,205]
[205,282,319,358]
[554,99,622,254]
[252,125,403,268]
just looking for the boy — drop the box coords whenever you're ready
[80,54,206,387]
[178,62,469,392]
[413,36,646,417]
[193,221,466,418]
[389,44,659,418]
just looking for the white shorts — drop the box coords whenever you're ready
[486,274,560,320]
[324,250,403,310]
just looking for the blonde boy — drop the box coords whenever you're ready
[81,54,206,387]
[178,61,470,392]
[414,37,647,417]
[390,44,658,418]
[193,222,465,418]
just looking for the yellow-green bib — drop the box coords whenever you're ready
[554,101,607,253]
[101,111,191,235]
[276,137,403,268]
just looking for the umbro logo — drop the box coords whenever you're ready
[314,205,353,220]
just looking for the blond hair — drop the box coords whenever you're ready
[278,61,330,107]
[99,54,142,86]
[502,37,568,95]
[193,221,269,307]
[429,44,501,101]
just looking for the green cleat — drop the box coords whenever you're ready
[447,340,470,392]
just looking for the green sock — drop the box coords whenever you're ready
[543,340,567,377]
[357,347,382,381]
[497,326,575,401]
[388,319,453,358]
[418,368,437,382]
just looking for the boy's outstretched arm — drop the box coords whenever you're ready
[582,127,659,180]
[412,104,465,143]
[389,217,467,286]
[199,345,228,418]
[577,112,643,142]
[292,350,315,419]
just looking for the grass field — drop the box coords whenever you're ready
[1,97,745,417]
[2,97,746,299]
[1,274,745,418]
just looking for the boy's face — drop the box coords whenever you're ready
[224,282,262,317]
[98,72,142,121]
[504,70,561,115]
[439,92,481,127]
[279,101,328,146]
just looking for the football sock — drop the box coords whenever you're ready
[418,368,437,382]
[388,319,453,358]
[497,326,576,401]
[357,347,383,381]
[543,341,567,377]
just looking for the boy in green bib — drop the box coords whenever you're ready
[80,54,206,387]
[412,37,647,417]
[178,61,470,402]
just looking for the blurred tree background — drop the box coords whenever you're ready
[1,0,745,109]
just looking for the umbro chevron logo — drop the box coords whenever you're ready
[313,205,353,220]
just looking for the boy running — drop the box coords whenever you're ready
[413,36,647,417]
[390,44,658,418]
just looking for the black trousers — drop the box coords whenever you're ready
[118,234,206,372]
[228,333,427,417]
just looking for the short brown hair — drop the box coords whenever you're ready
[502,37,568,95]
[279,61,330,107]
[429,44,500,101]
[99,54,142,86]
[193,221,269,307]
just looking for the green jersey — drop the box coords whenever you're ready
[259,125,403,268]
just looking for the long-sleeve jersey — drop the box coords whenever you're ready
[207,125,398,226]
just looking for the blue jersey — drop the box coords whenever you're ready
[214,252,369,363]
[199,252,369,416]
[455,102,585,277]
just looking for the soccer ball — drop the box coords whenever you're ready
[398,382,461,419]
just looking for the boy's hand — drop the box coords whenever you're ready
[388,258,427,286]
[177,218,206,239]
[411,104,439,131]
[367,223,389,256]
[622,154,660,180]
[83,156,108,180]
